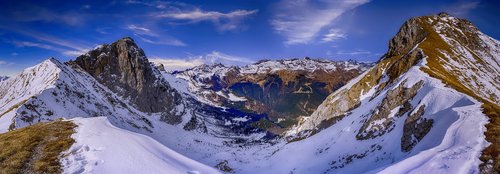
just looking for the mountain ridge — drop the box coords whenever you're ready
[0,12,498,173]
[162,57,373,134]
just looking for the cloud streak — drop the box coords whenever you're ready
[336,49,371,55]
[443,1,480,17]
[271,0,369,45]
[3,5,85,26]
[322,29,347,42]
[155,8,258,31]
[126,24,186,46]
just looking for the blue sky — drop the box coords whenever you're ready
[0,0,498,75]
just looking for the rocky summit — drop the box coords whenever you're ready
[72,37,182,113]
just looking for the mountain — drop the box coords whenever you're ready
[0,39,274,173]
[0,12,498,174]
[157,58,372,134]
[282,12,499,173]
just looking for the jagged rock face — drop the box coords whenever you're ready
[387,18,428,57]
[356,80,424,140]
[401,104,432,152]
[72,37,181,113]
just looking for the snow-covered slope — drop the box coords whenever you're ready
[0,58,152,133]
[62,117,220,174]
[258,60,489,174]
[278,12,498,173]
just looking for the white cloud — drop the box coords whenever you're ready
[12,40,89,57]
[9,28,90,52]
[149,58,205,71]
[0,60,7,65]
[149,51,254,71]
[205,51,254,65]
[336,49,371,55]
[96,28,110,34]
[443,1,480,17]
[127,25,157,36]
[13,41,59,51]
[322,29,347,42]
[62,50,89,57]
[126,24,186,46]
[155,8,258,31]
[271,0,369,45]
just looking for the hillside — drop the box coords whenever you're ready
[285,12,499,173]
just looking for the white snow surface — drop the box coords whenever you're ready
[62,117,221,174]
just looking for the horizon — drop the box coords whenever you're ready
[1,0,499,76]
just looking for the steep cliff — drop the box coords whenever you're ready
[72,37,182,113]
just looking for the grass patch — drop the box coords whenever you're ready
[0,120,76,174]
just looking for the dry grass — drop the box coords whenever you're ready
[0,120,76,174]
[480,102,500,172]
[414,17,500,173]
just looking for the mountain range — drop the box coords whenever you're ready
[0,12,498,174]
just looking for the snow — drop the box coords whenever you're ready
[275,49,492,173]
[62,117,221,174]
[238,58,371,74]
[232,116,250,122]
[374,102,488,174]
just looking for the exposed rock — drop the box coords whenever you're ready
[71,37,182,113]
[183,113,207,133]
[401,105,433,152]
[356,80,424,140]
[386,18,428,58]
[215,160,234,173]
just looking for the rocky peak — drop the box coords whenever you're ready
[71,37,181,113]
[437,12,450,17]
[386,17,428,58]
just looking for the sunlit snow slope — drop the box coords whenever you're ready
[62,117,220,174]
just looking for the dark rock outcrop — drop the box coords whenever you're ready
[386,18,428,58]
[71,37,181,113]
[401,104,433,152]
[356,80,424,140]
